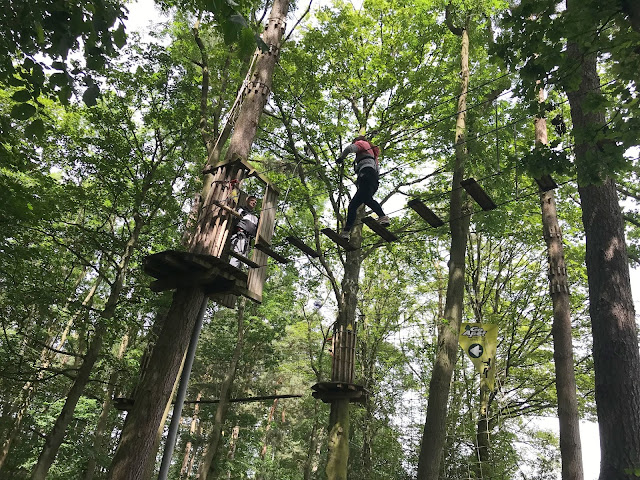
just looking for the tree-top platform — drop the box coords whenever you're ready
[143,249,258,301]
[311,382,369,404]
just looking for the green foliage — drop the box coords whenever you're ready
[494,0,640,183]
[0,0,128,108]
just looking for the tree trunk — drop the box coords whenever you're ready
[535,87,584,480]
[197,299,246,480]
[303,402,321,480]
[256,397,279,480]
[225,425,240,480]
[31,216,143,480]
[109,288,206,480]
[565,1,640,477]
[475,386,490,467]
[179,391,202,480]
[326,398,351,480]
[326,231,363,480]
[107,2,290,476]
[417,19,471,480]
[84,334,130,480]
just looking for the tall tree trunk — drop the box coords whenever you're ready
[107,2,290,476]
[417,15,471,480]
[225,425,240,480]
[31,215,143,480]
[303,402,321,480]
[197,299,246,480]
[565,1,640,477]
[535,87,584,480]
[256,396,279,480]
[109,289,206,480]
[179,391,202,480]
[326,235,362,480]
[84,334,130,480]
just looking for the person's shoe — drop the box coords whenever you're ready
[377,215,390,227]
[339,229,350,239]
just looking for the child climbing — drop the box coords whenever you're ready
[229,195,259,268]
[336,136,389,238]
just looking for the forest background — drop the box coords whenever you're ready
[1,0,639,478]
[125,2,640,478]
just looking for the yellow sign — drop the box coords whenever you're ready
[459,323,498,391]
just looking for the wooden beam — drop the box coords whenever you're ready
[285,236,320,258]
[255,242,290,264]
[321,228,358,251]
[461,178,497,211]
[227,250,260,269]
[407,199,445,227]
[362,216,398,242]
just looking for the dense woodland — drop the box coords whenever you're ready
[1,0,640,479]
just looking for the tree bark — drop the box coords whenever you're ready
[565,1,640,477]
[535,87,584,480]
[417,16,472,480]
[326,231,362,480]
[108,289,207,480]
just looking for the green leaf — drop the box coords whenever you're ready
[11,89,32,102]
[113,23,126,49]
[25,119,45,139]
[255,34,269,53]
[10,103,37,120]
[58,84,72,105]
[34,21,45,45]
[83,84,100,106]
[50,72,70,88]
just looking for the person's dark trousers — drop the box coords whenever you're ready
[345,167,385,230]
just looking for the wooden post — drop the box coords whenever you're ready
[331,323,356,384]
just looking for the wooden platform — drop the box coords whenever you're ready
[321,228,358,251]
[285,235,320,258]
[311,382,368,404]
[407,199,445,227]
[461,178,497,211]
[362,216,398,242]
[144,249,252,298]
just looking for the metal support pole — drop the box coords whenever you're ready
[158,296,209,480]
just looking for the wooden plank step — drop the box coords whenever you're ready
[227,251,260,269]
[255,241,290,264]
[362,216,398,242]
[535,174,558,192]
[461,178,497,211]
[285,236,320,258]
[407,199,445,227]
[321,228,358,251]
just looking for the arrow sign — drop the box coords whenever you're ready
[459,323,498,391]
[468,343,483,358]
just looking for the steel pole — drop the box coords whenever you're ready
[157,296,209,480]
